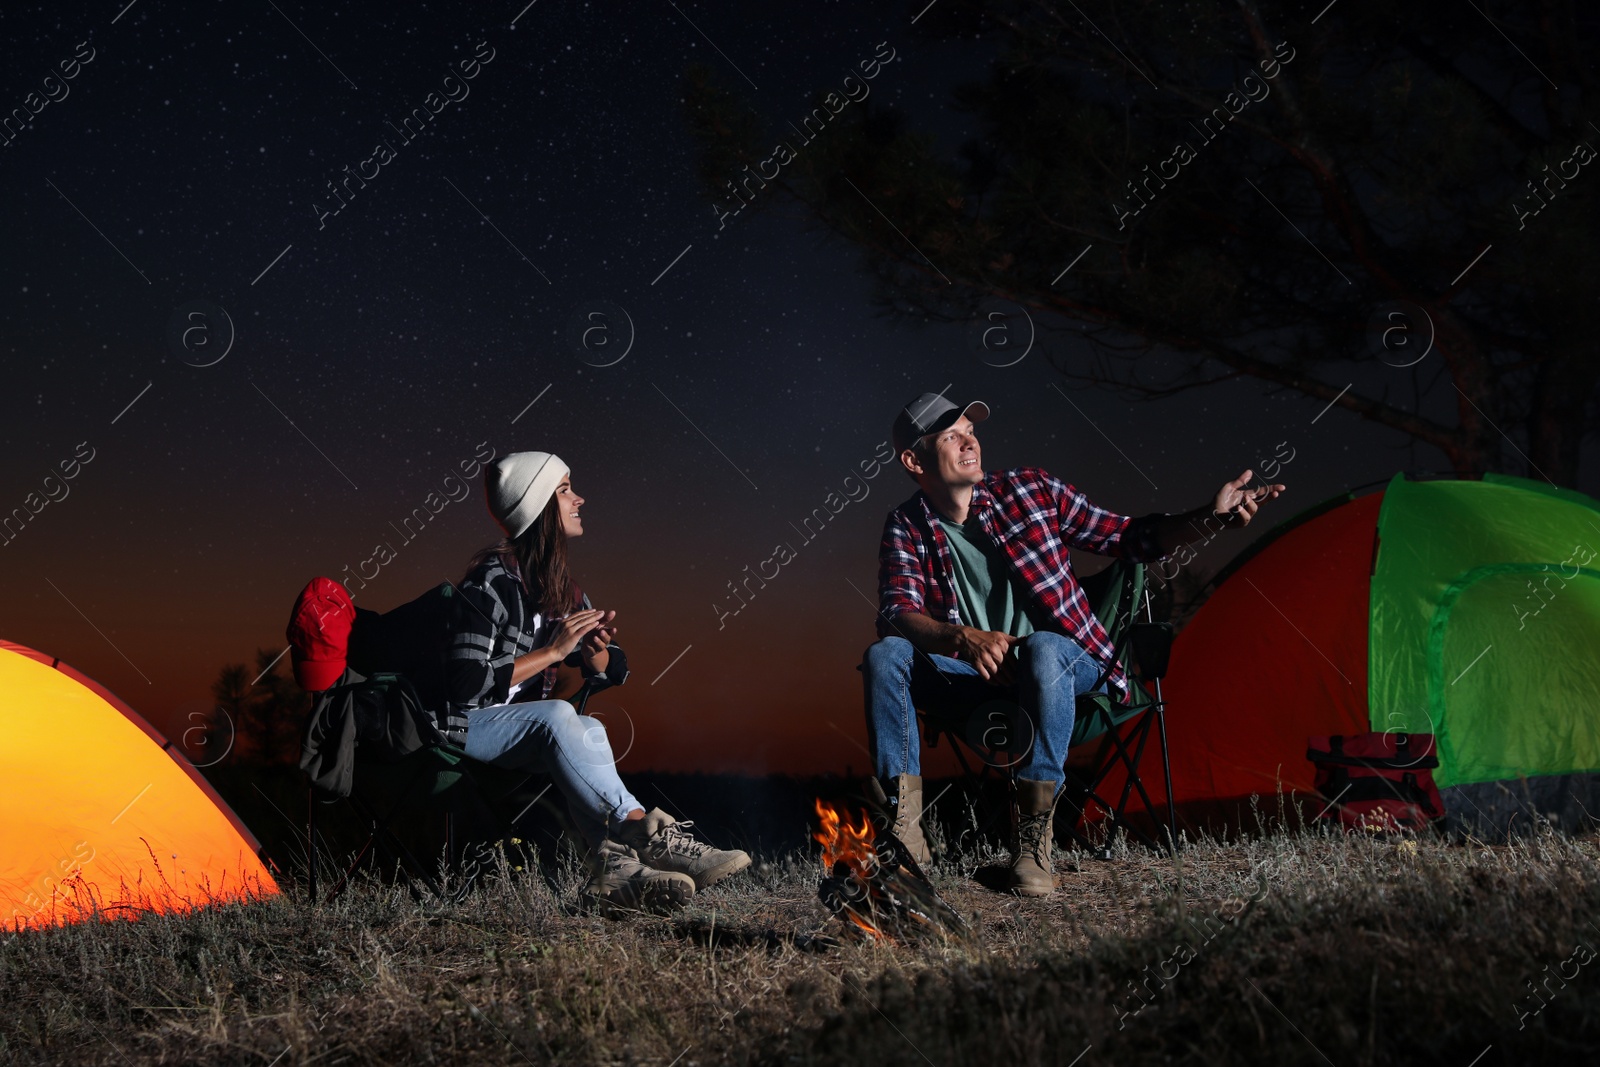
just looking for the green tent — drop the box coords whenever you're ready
[1373,474,1600,802]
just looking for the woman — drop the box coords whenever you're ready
[443,450,749,911]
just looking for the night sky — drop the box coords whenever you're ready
[5,1,1588,775]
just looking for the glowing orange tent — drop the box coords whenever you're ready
[1,639,278,929]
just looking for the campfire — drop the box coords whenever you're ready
[814,798,969,942]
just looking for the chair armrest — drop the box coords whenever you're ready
[1129,622,1175,680]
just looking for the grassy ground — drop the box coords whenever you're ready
[6,813,1600,1066]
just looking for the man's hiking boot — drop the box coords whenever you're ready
[583,839,695,915]
[1007,779,1058,897]
[613,809,751,890]
[865,774,932,868]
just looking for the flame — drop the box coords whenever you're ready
[814,799,885,938]
[843,909,884,938]
[814,798,877,873]
[812,798,970,944]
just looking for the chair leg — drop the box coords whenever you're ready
[932,718,1021,848]
[379,827,445,902]
[324,803,387,903]
[306,783,319,901]
[326,758,450,903]
[1102,714,1166,851]
[1059,706,1121,858]
[1077,733,1140,855]
[1109,714,1155,843]
[949,730,980,779]
[1069,706,1173,856]
[318,756,550,904]
[1054,775,1105,856]
[344,795,446,902]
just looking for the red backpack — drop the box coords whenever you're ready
[1306,732,1445,833]
[286,577,356,691]
[285,578,456,704]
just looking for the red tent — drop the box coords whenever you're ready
[1097,491,1381,827]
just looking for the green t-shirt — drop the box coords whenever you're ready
[935,515,1036,638]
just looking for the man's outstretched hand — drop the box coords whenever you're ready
[1212,470,1285,527]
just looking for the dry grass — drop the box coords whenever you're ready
[6,815,1600,1065]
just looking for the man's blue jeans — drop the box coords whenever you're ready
[463,699,643,848]
[862,631,1107,786]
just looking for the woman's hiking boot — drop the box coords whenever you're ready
[614,809,751,890]
[584,839,695,915]
[865,774,932,867]
[1007,779,1058,897]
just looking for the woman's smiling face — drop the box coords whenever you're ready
[555,474,585,538]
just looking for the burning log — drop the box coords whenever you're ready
[814,799,970,942]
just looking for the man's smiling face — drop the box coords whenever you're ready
[922,415,983,489]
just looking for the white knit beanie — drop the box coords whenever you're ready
[484,451,570,538]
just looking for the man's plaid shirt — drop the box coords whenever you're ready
[875,466,1167,699]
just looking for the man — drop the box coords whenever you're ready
[862,391,1284,896]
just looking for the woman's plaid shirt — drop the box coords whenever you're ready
[444,556,617,731]
[875,466,1167,699]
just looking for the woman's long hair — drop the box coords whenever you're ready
[465,494,576,616]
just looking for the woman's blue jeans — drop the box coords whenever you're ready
[463,699,642,848]
[861,631,1107,785]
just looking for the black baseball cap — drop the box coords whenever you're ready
[892,392,991,454]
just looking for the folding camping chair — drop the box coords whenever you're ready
[1055,558,1179,856]
[304,674,595,904]
[915,558,1179,856]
